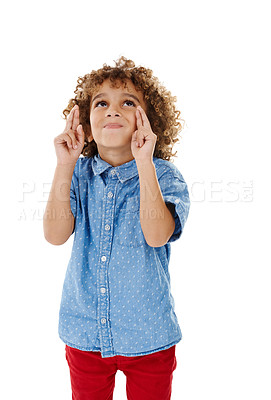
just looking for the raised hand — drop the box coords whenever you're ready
[131,106,157,163]
[54,105,93,165]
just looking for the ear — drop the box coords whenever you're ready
[85,124,93,142]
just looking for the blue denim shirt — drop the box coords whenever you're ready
[58,153,190,358]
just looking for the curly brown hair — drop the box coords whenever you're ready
[62,56,185,162]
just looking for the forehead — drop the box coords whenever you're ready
[93,79,144,99]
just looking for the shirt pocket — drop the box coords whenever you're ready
[115,196,145,248]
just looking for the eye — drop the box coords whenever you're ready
[95,101,107,107]
[93,99,136,108]
[123,100,136,107]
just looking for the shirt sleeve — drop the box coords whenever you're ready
[158,165,190,243]
[70,160,79,235]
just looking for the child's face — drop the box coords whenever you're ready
[89,79,147,157]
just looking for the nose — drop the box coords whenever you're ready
[106,111,121,117]
[106,104,121,117]
[106,111,120,117]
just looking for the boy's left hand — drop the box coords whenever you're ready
[131,106,157,163]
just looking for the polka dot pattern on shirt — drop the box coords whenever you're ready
[58,154,190,358]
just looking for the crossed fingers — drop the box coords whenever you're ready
[66,105,79,132]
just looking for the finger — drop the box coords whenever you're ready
[137,133,145,147]
[66,131,78,149]
[131,131,139,147]
[72,106,80,132]
[76,125,86,144]
[60,132,73,149]
[136,108,143,129]
[65,105,77,131]
[133,129,143,147]
[137,106,151,128]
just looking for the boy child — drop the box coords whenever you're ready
[43,56,190,400]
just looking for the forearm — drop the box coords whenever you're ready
[136,160,175,247]
[43,163,75,245]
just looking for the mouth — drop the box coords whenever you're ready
[104,124,123,129]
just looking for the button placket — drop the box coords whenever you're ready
[97,174,118,356]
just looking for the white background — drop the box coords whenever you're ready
[1,0,270,399]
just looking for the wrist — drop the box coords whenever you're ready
[54,163,76,180]
[135,158,155,170]
[56,162,77,169]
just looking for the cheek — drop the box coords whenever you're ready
[130,112,137,127]
[89,113,97,128]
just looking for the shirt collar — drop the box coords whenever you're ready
[92,153,139,183]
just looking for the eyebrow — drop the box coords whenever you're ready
[92,92,141,104]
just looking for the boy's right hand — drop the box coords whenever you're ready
[54,105,93,166]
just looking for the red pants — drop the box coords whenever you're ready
[65,344,177,400]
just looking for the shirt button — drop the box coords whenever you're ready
[175,199,180,204]
[100,288,106,294]
[107,191,113,198]
[111,170,116,176]
[105,224,110,230]
[101,256,106,262]
[101,318,106,324]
